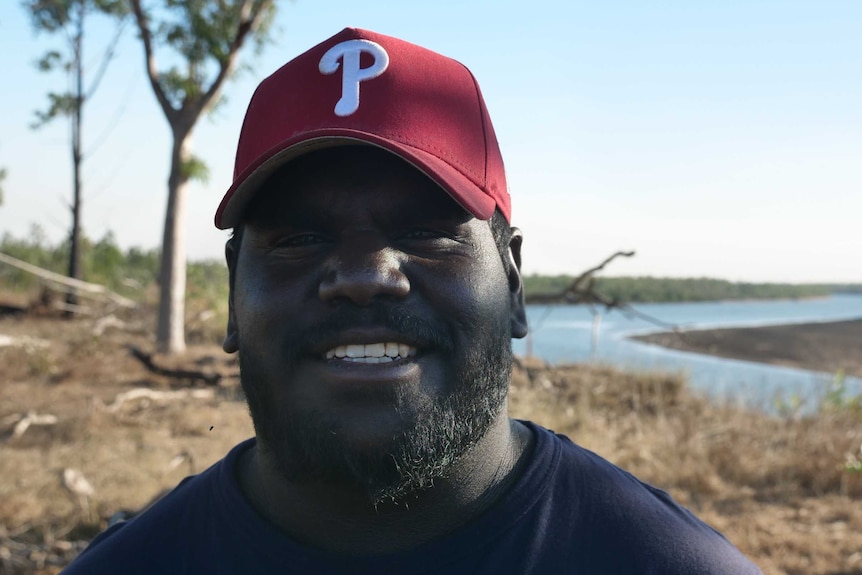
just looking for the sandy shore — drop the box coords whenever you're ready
[630,318,862,378]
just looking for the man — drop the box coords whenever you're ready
[64,28,761,574]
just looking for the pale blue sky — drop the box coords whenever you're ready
[1,1,860,282]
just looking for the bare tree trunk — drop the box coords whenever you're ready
[156,132,191,353]
[128,0,277,355]
[65,1,85,314]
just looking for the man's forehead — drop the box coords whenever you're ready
[242,146,476,227]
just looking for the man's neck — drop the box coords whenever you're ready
[236,415,534,555]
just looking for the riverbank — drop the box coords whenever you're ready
[631,318,862,378]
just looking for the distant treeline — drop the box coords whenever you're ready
[831,284,862,294]
[523,275,862,304]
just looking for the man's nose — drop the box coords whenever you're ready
[318,241,410,306]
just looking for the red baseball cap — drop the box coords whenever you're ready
[215,27,510,229]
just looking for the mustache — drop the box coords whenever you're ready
[282,305,455,361]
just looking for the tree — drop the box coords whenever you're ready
[0,166,6,206]
[24,0,127,311]
[128,0,276,353]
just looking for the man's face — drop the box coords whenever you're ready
[226,147,526,504]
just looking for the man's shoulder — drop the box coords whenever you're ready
[521,422,762,574]
[531,424,700,521]
[62,441,252,574]
[62,472,212,574]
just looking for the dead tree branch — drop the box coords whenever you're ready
[527,250,687,338]
[0,251,136,311]
[127,346,224,386]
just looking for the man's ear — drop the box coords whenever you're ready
[507,227,529,339]
[223,239,239,354]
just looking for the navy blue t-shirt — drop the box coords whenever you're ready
[63,421,761,574]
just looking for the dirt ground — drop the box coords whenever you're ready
[632,319,862,378]
[1,310,861,574]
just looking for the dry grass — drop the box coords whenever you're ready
[1,314,861,574]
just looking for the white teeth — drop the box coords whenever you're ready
[324,342,416,361]
[366,343,386,357]
[326,346,349,359]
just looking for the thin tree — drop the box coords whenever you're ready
[24,0,127,311]
[127,0,276,353]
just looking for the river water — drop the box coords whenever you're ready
[511,294,862,412]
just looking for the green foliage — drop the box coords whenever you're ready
[35,49,63,71]
[522,274,852,304]
[24,0,129,126]
[772,392,804,420]
[180,153,210,183]
[186,258,229,310]
[0,226,156,296]
[822,370,862,415]
[0,166,6,206]
[821,372,862,476]
[830,284,862,294]
[24,0,126,32]
[141,0,276,110]
[31,93,79,128]
[0,224,66,283]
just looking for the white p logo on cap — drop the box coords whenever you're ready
[319,39,389,117]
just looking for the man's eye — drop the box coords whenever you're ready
[274,233,326,248]
[400,229,448,240]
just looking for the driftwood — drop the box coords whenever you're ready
[62,469,96,523]
[0,251,136,314]
[128,345,225,386]
[0,335,50,349]
[92,314,128,336]
[106,386,215,412]
[2,411,58,439]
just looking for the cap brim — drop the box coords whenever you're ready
[215,129,496,229]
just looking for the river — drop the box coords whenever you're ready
[512,294,862,412]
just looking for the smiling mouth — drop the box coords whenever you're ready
[324,342,418,363]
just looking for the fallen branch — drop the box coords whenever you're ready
[522,251,692,359]
[106,387,214,412]
[5,411,59,439]
[525,251,636,307]
[92,314,127,336]
[128,346,224,386]
[0,251,136,309]
[62,469,96,523]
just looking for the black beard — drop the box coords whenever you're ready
[238,306,513,506]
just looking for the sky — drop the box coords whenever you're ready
[1,0,860,283]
